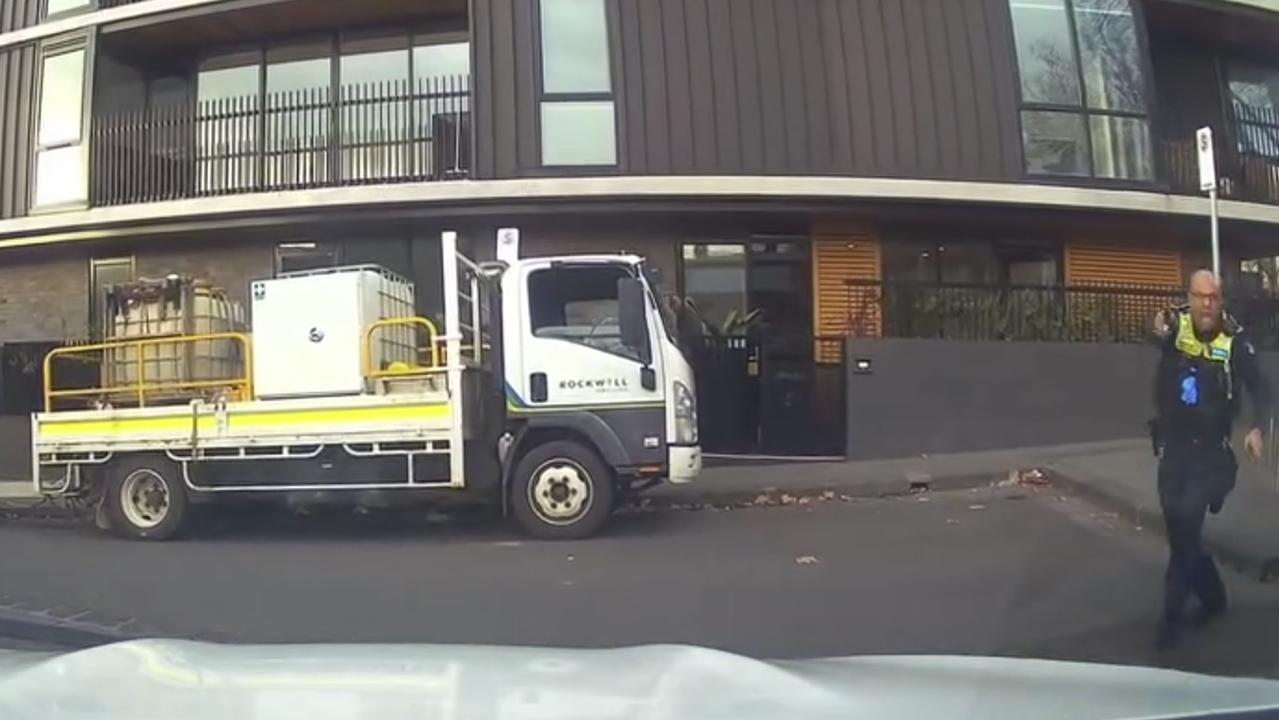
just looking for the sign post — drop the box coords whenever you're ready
[1196,127,1221,278]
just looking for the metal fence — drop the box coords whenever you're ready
[90,75,470,206]
[835,280,1279,349]
[1161,101,1279,205]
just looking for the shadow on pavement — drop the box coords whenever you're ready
[177,500,686,543]
[1005,601,1279,679]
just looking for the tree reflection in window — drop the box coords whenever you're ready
[1009,0,1152,180]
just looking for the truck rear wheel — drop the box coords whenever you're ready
[511,440,614,540]
[104,456,189,541]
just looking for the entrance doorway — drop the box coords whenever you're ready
[679,240,845,457]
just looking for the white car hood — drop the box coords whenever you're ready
[0,640,1276,720]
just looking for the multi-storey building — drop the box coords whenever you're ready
[0,0,1276,457]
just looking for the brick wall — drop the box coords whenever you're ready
[0,249,88,342]
[0,237,274,344]
[136,238,274,309]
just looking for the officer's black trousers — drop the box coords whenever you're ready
[1156,443,1235,625]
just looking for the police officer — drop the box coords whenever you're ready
[1151,269,1271,650]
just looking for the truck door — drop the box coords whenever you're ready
[512,262,664,411]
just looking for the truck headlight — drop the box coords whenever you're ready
[674,380,698,444]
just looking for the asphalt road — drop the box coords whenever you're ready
[1,484,1278,678]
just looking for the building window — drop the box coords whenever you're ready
[189,32,471,193]
[265,40,334,188]
[1227,63,1279,159]
[275,242,341,275]
[44,0,92,19]
[413,37,470,84]
[337,33,471,181]
[538,0,617,166]
[1008,0,1153,180]
[882,239,1061,287]
[89,256,135,339]
[196,52,263,194]
[681,244,747,334]
[34,41,89,210]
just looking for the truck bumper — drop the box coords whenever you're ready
[668,445,701,484]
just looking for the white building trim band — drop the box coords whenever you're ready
[0,175,1276,250]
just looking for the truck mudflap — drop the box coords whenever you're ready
[668,445,701,484]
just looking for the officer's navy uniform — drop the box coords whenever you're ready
[1154,311,1272,644]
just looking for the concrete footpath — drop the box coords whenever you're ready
[651,439,1147,504]
[656,438,1279,582]
[1039,439,1279,583]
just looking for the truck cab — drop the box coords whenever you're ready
[498,241,700,535]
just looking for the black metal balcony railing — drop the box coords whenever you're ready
[835,280,1279,349]
[90,75,470,206]
[1160,101,1279,206]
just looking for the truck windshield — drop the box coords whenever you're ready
[528,264,646,362]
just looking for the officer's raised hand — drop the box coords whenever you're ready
[1245,427,1265,461]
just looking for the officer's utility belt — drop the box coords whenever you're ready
[1163,431,1231,451]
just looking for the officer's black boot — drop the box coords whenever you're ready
[1156,617,1183,652]
[1189,555,1227,627]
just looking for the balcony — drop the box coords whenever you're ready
[1159,102,1279,206]
[90,75,470,206]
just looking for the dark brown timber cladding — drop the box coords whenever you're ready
[0,42,36,219]
[1,0,40,33]
[472,0,1021,181]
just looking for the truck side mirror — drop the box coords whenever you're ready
[618,277,652,366]
[645,265,663,289]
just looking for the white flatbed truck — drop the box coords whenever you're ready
[31,229,701,539]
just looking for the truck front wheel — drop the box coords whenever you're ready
[104,456,189,541]
[511,440,614,540]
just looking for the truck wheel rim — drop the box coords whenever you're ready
[528,460,593,526]
[120,469,170,529]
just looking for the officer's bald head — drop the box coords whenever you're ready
[1188,269,1223,336]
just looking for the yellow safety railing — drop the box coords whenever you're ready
[362,317,442,380]
[43,333,254,412]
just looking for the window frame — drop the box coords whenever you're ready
[31,31,94,214]
[533,0,620,170]
[88,255,135,340]
[43,0,95,22]
[1009,0,1158,185]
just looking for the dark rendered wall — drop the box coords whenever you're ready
[0,0,41,219]
[1,0,40,33]
[844,338,1279,460]
[0,41,36,219]
[473,0,1022,182]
